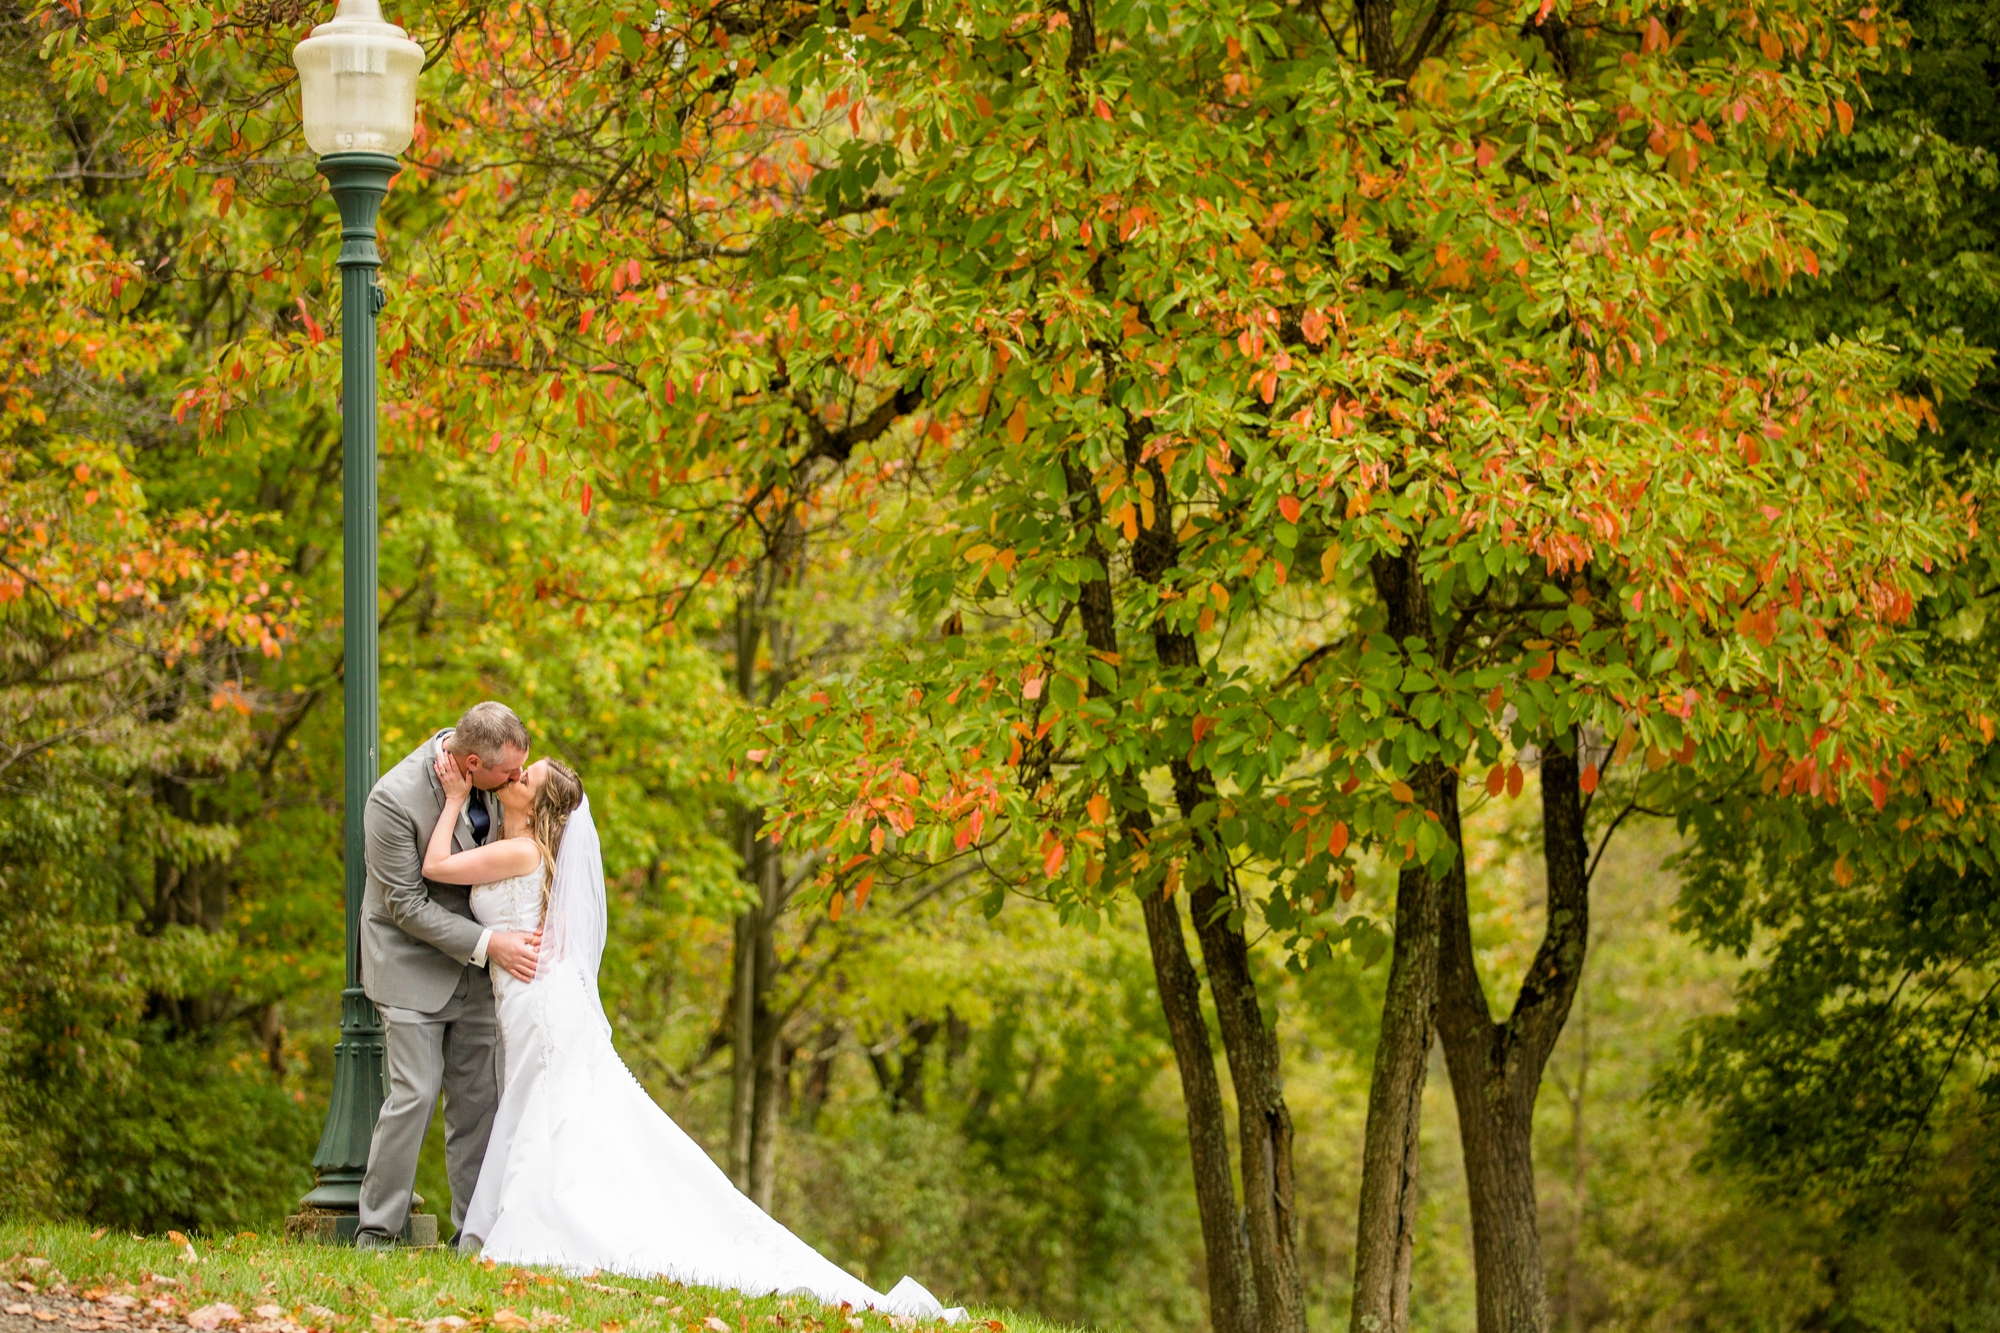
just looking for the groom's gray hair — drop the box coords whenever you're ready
[447,701,530,764]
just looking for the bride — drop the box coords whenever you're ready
[420,755,962,1321]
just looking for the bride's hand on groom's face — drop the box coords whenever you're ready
[435,754,472,801]
[489,929,542,982]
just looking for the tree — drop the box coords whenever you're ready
[742,3,1986,1332]
[0,159,309,1222]
[1658,0,2000,1290]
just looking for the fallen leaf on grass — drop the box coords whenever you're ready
[187,1304,243,1331]
[6,1302,32,1315]
[491,1311,531,1332]
[704,1319,730,1333]
[33,1312,59,1324]
[252,1309,285,1322]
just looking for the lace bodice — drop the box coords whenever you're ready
[470,871,544,935]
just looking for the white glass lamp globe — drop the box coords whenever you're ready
[293,0,425,157]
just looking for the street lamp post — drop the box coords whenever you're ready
[287,0,426,1246]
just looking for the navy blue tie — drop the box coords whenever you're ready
[467,793,491,846]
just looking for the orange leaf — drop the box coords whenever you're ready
[1043,838,1067,879]
[1087,792,1111,824]
[1834,99,1854,135]
[1390,780,1414,803]
[853,873,874,911]
[829,891,844,921]
[1527,651,1555,681]
[1006,400,1027,444]
[1579,764,1599,794]
[1191,715,1216,744]
[1486,764,1506,797]
[1278,495,1302,524]
[1328,822,1349,857]
[1095,98,1113,122]
[1507,764,1524,798]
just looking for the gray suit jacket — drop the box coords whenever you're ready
[361,729,496,1013]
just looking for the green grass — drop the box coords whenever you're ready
[0,1224,1073,1333]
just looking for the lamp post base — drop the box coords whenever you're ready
[285,1211,439,1248]
[299,986,386,1238]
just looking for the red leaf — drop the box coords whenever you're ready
[295,297,324,345]
[580,482,593,515]
[1278,495,1302,523]
[1869,774,1888,811]
[1534,0,1555,24]
[1191,715,1216,744]
[1580,764,1599,794]
[1095,98,1113,122]
[1486,765,1506,797]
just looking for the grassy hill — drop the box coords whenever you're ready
[0,1226,1058,1333]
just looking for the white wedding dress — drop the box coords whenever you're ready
[459,799,961,1320]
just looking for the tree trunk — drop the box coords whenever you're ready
[1185,870,1306,1333]
[1158,618,1305,1333]
[1064,454,1258,1333]
[1349,854,1440,1333]
[728,812,762,1191]
[747,835,785,1208]
[1141,884,1259,1333]
[1435,739,1591,1333]
[1349,547,1443,1333]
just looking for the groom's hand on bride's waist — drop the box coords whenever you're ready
[489,930,543,982]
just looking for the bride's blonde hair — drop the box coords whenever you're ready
[531,759,585,917]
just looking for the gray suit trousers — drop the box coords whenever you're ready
[357,965,500,1244]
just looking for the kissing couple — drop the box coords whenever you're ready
[353,702,961,1319]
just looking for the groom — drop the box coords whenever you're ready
[355,700,543,1249]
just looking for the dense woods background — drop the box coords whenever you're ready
[1,0,1995,1330]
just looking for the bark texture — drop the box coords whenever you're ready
[1435,739,1592,1333]
[1153,599,1305,1333]
[1066,455,1259,1333]
[728,533,804,1207]
[1348,546,1443,1333]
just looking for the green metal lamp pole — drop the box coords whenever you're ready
[288,0,424,1242]
[298,151,398,1229]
